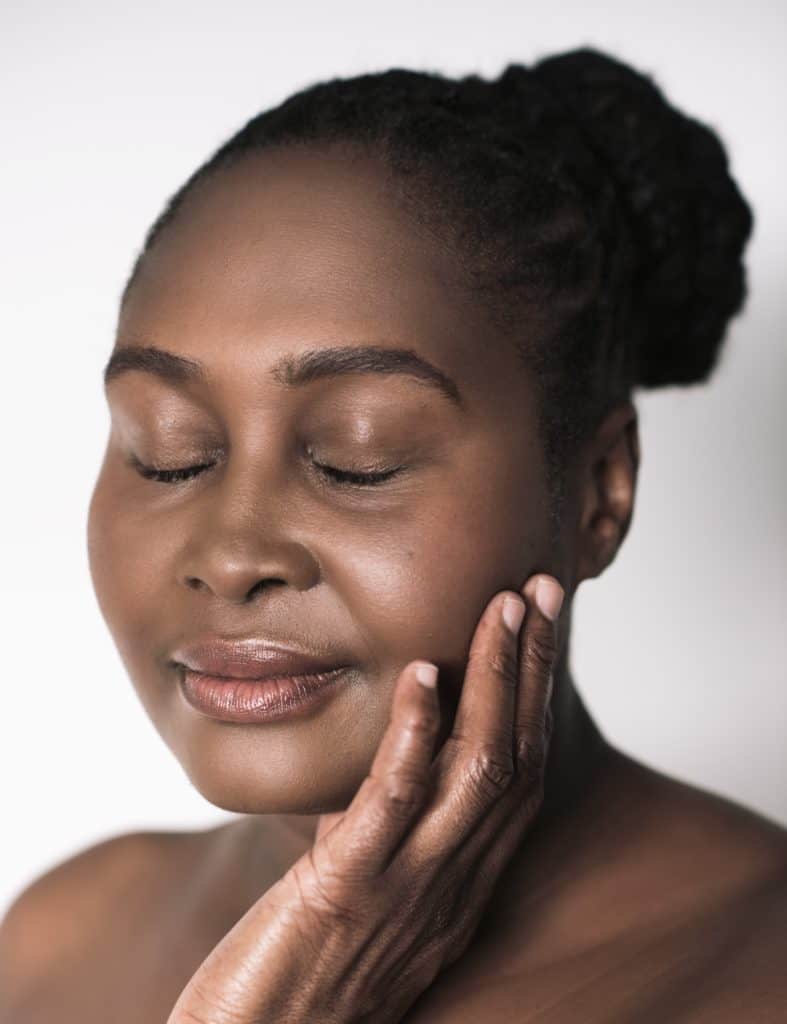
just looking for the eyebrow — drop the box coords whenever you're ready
[103,343,464,408]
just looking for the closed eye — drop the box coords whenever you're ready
[130,455,404,488]
[131,457,214,484]
[311,460,404,487]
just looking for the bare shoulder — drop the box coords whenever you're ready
[645,847,787,1023]
[0,824,227,1020]
[672,777,787,1019]
[613,751,787,1020]
[611,748,787,883]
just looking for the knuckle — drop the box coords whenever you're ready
[490,646,519,681]
[399,710,437,742]
[515,734,547,784]
[301,864,358,927]
[465,747,515,801]
[377,770,429,819]
[517,710,544,737]
[523,629,556,675]
[467,645,517,685]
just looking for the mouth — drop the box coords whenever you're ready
[169,636,355,723]
[175,664,354,723]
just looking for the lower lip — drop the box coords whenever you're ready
[178,665,352,723]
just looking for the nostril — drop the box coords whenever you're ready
[246,579,274,601]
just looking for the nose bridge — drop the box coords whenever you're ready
[178,448,320,602]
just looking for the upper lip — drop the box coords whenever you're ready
[169,637,351,680]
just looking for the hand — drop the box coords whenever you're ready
[167,573,564,1024]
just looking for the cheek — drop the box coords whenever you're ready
[87,459,174,691]
[87,461,126,641]
[330,456,546,703]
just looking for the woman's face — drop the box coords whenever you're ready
[87,146,566,814]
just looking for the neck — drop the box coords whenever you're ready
[536,638,609,829]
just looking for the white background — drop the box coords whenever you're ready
[2,0,785,917]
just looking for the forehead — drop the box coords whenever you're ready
[118,145,536,421]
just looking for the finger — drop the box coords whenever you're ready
[390,590,525,870]
[399,576,561,877]
[513,574,562,773]
[462,694,556,891]
[453,734,553,958]
[458,575,563,877]
[315,660,442,879]
[448,588,526,763]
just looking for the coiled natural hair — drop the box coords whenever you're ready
[120,47,754,527]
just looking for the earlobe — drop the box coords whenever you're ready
[573,401,639,584]
[592,513,621,567]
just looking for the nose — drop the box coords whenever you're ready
[182,537,320,603]
[176,470,321,604]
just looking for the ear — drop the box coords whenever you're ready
[573,399,640,585]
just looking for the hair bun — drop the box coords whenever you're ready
[521,47,754,389]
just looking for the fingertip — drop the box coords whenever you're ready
[414,661,438,688]
[523,574,565,622]
[501,592,526,635]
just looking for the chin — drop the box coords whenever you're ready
[170,726,369,816]
[144,669,385,815]
[187,776,355,816]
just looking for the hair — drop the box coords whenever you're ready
[120,47,753,534]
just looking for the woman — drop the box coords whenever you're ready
[1,46,784,1023]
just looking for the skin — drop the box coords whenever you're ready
[167,580,561,1023]
[1,146,785,1022]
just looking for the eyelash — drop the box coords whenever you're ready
[130,455,403,488]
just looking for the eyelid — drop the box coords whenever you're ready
[128,452,217,484]
[127,450,407,489]
[311,459,405,487]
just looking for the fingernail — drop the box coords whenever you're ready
[534,578,564,621]
[415,662,438,688]
[502,594,526,634]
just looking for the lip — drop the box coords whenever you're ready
[169,637,354,723]
[170,637,351,680]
